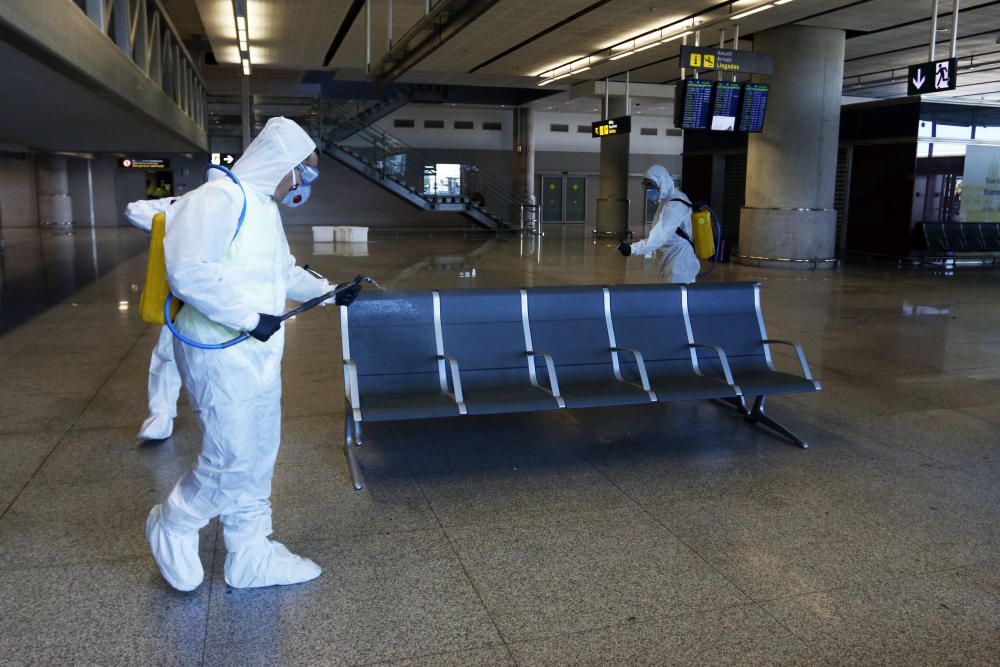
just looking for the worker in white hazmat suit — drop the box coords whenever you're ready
[146,117,361,591]
[617,165,701,284]
[125,198,182,441]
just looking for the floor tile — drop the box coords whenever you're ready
[763,570,1000,665]
[0,557,209,665]
[508,605,823,666]
[0,431,62,512]
[445,507,751,641]
[203,530,502,666]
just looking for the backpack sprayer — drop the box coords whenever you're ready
[139,163,374,350]
[670,198,724,277]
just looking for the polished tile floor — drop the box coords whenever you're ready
[1,225,1000,665]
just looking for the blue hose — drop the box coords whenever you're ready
[164,163,250,349]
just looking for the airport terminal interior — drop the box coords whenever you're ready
[2,0,1000,664]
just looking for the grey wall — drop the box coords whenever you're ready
[0,153,37,227]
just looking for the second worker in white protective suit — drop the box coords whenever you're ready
[125,198,182,441]
[617,165,701,284]
[146,117,361,591]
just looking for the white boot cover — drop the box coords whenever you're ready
[146,504,203,592]
[224,539,322,589]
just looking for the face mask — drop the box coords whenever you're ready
[643,181,660,201]
[280,163,320,208]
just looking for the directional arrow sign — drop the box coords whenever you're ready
[223,154,235,165]
[908,58,957,96]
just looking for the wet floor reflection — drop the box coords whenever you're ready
[0,227,149,334]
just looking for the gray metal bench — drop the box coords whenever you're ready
[339,282,819,490]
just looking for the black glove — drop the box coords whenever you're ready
[249,313,282,342]
[334,276,364,307]
[617,242,632,257]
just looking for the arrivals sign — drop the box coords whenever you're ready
[592,115,631,138]
[907,58,957,96]
[679,46,773,75]
[119,158,170,169]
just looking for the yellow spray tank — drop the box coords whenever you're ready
[690,205,716,260]
[139,212,181,325]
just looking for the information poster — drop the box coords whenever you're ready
[960,145,1000,222]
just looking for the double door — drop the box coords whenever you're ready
[541,175,587,223]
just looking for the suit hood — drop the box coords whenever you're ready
[232,117,316,197]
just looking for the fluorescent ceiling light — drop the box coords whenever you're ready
[537,67,590,87]
[239,39,248,51]
[238,29,247,42]
[242,58,251,76]
[773,0,793,4]
[661,30,693,44]
[730,3,773,20]
[236,16,246,30]
[609,51,634,61]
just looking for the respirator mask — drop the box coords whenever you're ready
[642,179,660,202]
[280,162,320,208]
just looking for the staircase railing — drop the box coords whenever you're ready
[318,100,531,229]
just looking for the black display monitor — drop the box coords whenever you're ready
[674,79,714,130]
[710,81,742,132]
[738,82,769,133]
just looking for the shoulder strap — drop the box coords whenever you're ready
[203,164,248,240]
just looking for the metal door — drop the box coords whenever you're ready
[565,176,587,222]
[541,176,563,222]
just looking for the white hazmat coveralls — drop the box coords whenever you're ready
[629,165,701,284]
[146,117,334,591]
[125,198,182,441]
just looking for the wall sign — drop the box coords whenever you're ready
[907,58,958,96]
[680,46,773,75]
[119,158,170,169]
[592,115,632,137]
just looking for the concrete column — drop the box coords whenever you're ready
[738,25,845,269]
[595,95,629,237]
[512,107,535,200]
[36,155,73,227]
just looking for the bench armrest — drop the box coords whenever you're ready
[610,346,651,391]
[435,354,468,412]
[525,350,564,405]
[688,343,738,389]
[342,359,362,412]
[760,339,819,387]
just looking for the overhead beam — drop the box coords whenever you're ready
[371,0,500,89]
[323,0,367,66]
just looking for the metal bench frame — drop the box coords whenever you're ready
[339,282,819,490]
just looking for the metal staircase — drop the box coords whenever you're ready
[317,101,528,232]
[325,84,448,142]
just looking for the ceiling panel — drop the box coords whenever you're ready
[183,0,1000,102]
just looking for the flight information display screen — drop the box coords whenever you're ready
[710,81,742,131]
[738,83,769,133]
[675,79,714,130]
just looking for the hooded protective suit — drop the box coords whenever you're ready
[126,198,182,441]
[146,117,332,591]
[628,165,701,284]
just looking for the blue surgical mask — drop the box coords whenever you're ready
[280,163,320,208]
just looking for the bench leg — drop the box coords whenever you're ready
[353,420,363,447]
[344,413,365,490]
[744,396,808,449]
[715,395,748,415]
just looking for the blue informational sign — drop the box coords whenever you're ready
[676,80,714,130]
[711,81,742,132]
[737,83,769,133]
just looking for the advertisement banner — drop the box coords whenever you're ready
[961,145,1000,222]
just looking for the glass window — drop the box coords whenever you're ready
[975,126,1000,141]
[917,142,932,158]
[935,124,972,140]
[918,120,933,138]
[932,142,967,157]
